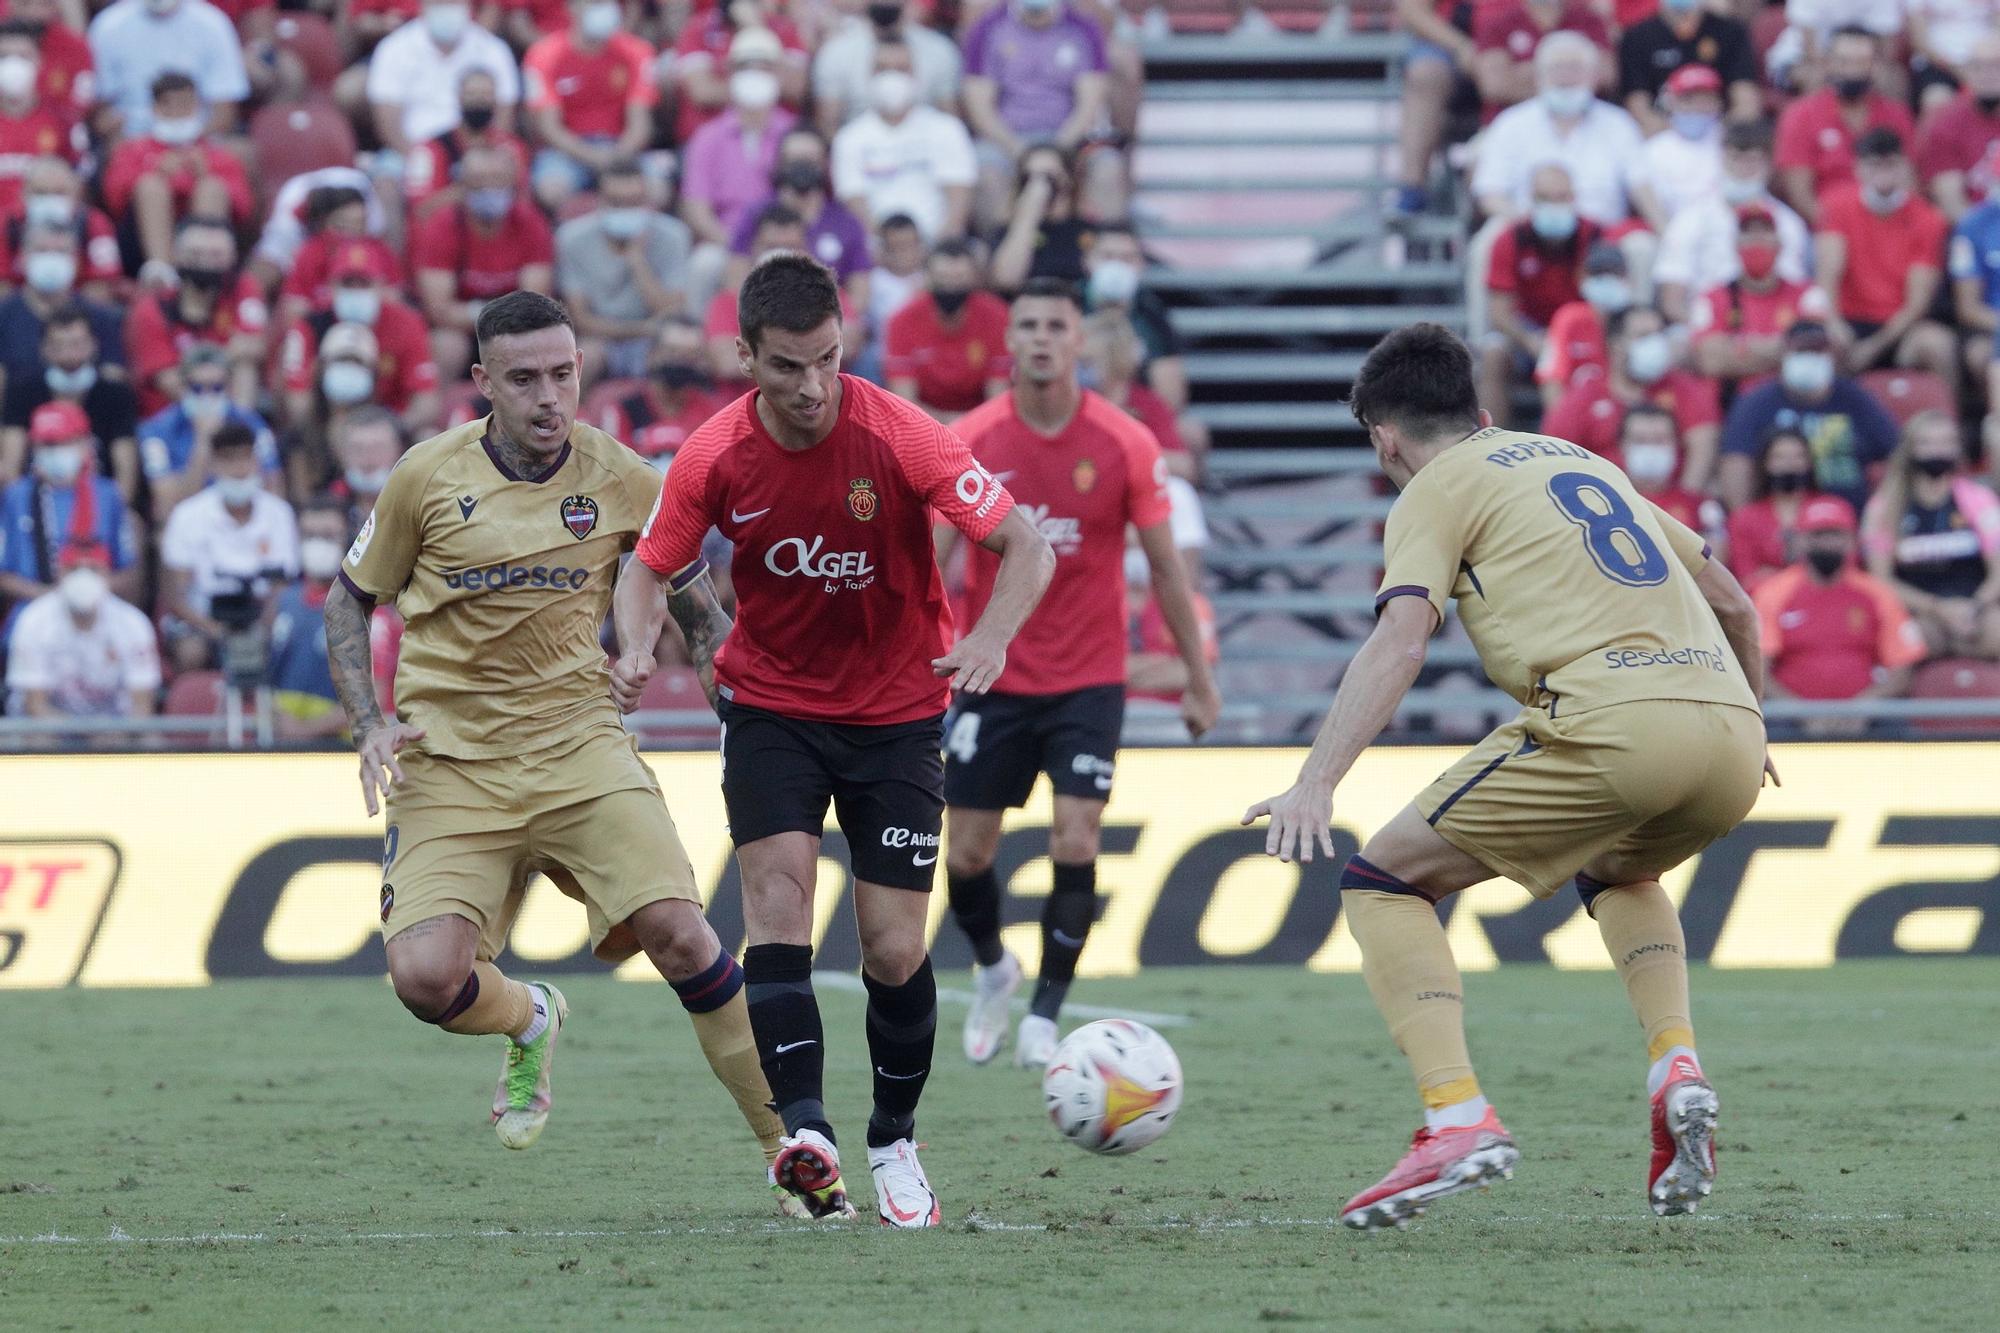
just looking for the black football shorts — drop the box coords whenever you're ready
[942,684,1125,810]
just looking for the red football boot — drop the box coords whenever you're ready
[1339,1107,1519,1231]
[1649,1053,1718,1217]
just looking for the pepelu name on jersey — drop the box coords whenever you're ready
[1484,439,1592,468]
[442,563,592,592]
[1019,503,1082,555]
[1602,643,1730,673]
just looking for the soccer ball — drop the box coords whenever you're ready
[1040,1019,1183,1155]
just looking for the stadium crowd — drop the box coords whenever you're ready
[0,0,1216,734]
[1406,0,2000,726]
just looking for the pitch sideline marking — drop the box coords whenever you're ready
[812,969,1195,1029]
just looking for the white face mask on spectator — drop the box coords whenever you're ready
[601,207,648,240]
[1019,0,1057,14]
[322,361,376,405]
[216,474,261,506]
[580,1,620,41]
[24,250,75,294]
[1087,259,1140,306]
[1781,352,1835,396]
[1624,442,1677,484]
[1719,172,1765,205]
[59,566,108,615]
[0,55,38,100]
[346,465,393,494]
[143,0,180,15]
[1624,333,1671,385]
[425,3,471,45]
[1580,275,1630,312]
[25,192,74,227]
[35,443,86,485]
[869,69,917,116]
[730,68,780,111]
[300,538,345,580]
[152,113,205,146]
[46,364,97,396]
[333,287,381,326]
[1540,84,1593,117]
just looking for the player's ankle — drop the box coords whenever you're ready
[865,1113,914,1149]
[1423,1094,1492,1132]
[1647,1044,1701,1095]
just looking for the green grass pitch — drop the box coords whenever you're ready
[5,960,1998,1330]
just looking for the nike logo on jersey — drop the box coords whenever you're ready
[459,495,477,519]
[731,506,772,523]
[913,851,938,866]
[774,1040,818,1054]
[875,1067,928,1081]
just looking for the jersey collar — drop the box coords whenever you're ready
[480,429,571,483]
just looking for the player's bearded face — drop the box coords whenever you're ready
[473,325,581,455]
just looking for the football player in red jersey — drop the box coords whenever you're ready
[613,252,1054,1227]
[941,278,1221,1070]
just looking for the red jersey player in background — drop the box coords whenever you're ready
[940,277,1221,1071]
[612,252,1053,1228]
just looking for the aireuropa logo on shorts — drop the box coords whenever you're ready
[879,827,941,850]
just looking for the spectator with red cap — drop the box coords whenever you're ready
[123,216,268,414]
[0,22,78,219]
[1916,34,2000,223]
[1861,410,2000,660]
[1814,127,1956,390]
[1617,0,1760,136]
[1479,161,1603,426]
[410,143,554,379]
[1774,26,1915,226]
[401,69,531,223]
[1639,64,1725,225]
[885,238,1010,422]
[5,539,159,726]
[1690,203,1834,383]
[101,72,254,272]
[582,317,725,464]
[663,0,808,147]
[137,342,278,522]
[0,306,138,501]
[521,0,657,210]
[1755,494,1928,727]
[277,242,439,441]
[1727,426,1821,591]
[0,400,139,612]
[1545,304,1722,487]
[1471,0,1612,119]
[275,188,403,331]
[2,157,123,301]
[157,420,298,672]
[1655,120,1814,326]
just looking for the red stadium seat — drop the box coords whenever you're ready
[1909,658,2000,734]
[163,670,225,716]
[1859,369,1956,429]
[1157,0,1239,34]
[248,97,360,215]
[270,12,344,90]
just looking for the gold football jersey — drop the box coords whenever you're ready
[342,417,663,758]
[1376,426,1759,717]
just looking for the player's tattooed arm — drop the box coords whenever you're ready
[666,568,734,712]
[327,580,427,816]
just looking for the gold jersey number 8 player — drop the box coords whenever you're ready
[1244,324,1778,1231]
[323,293,800,1216]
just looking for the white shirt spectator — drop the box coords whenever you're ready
[1654,192,1813,295]
[869,263,922,332]
[254,168,387,274]
[159,486,301,618]
[366,17,521,147]
[1472,97,1649,225]
[1783,0,1906,41]
[832,105,976,240]
[6,590,160,717]
[88,0,251,136]
[812,19,963,127]
[1642,125,1724,224]
[1907,0,2000,68]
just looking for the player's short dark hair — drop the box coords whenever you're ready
[1013,276,1081,311]
[738,250,842,351]
[1723,119,1773,154]
[151,71,198,101]
[1348,322,1480,440]
[211,421,257,455]
[1856,126,1904,160]
[475,291,572,359]
[1618,402,1675,439]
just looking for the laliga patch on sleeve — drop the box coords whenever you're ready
[346,511,376,566]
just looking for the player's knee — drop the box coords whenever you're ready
[390,962,467,1022]
[858,932,926,986]
[1048,824,1100,864]
[630,899,716,978]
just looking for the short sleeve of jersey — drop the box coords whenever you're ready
[634,444,715,579]
[1647,501,1712,572]
[1376,471,1463,628]
[606,440,667,550]
[342,451,429,600]
[890,411,1015,542]
[1107,404,1172,529]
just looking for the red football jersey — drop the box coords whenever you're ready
[883,291,1013,412]
[953,391,1172,696]
[410,200,555,301]
[635,375,1015,724]
[0,109,75,214]
[522,30,657,139]
[277,300,439,411]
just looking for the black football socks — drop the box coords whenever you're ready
[863,955,937,1149]
[742,942,831,1141]
[1031,861,1098,1021]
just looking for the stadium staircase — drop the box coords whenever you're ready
[1133,12,1491,741]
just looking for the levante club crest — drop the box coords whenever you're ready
[848,477,878,521]
[560,494,598,540]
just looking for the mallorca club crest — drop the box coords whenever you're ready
[1072,457,1098,494]
[560,494,598,540]
[848,477,878,522]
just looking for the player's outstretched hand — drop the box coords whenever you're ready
[933,634,1006,695]
[609,650,655,714]
[357,722,426,817]
[1240,782,1336,864]
[1762,750,1782,787]
[1182,679,1221,740]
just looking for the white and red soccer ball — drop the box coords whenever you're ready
[1040,1019,1184,1155]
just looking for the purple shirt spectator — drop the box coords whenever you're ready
[728,196,872,281]
[680,106,800,238]
[962,3,1107,140]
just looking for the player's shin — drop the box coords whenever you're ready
[670,949,786,1163]
[863,955,937,1148]
[946,866,1006,967]
[433,960,545,1043]
[1343,881,1486,1128]
[1580,876,1697,1089]
[1030,862,1097,1021]
[742,942,834,1140]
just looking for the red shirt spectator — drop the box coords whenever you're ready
[278,301,438,413]
[1130,586,1218,705]
[20,16,93,125]
[281,233,404,312]
[1756,561,1927,698]
[670,7,806,143]
[1814,181,1948,326]
[1690,275,1828,346]
[884,290,1012,415]
[1915,92,2000,206]
[1775,88,1914,209]
[0,199,121,287]
[1117,382,1186,457]
[101,132,255,226]
[410,195,555,302]
[124,274,268,414]
[403,125,532,218]
[0,107,72,216]
[522,27,657,140]
[1543,369,1719,469]
[1487,217,1604,327]
[584,378,729,459]
[1473,1,1611,62]
[496,0,569,39]
[1536,298,1609,390]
